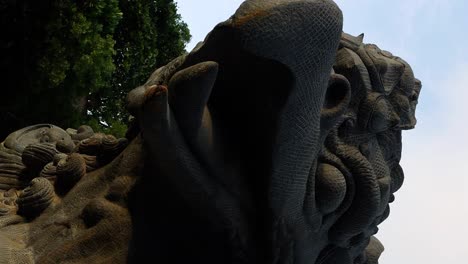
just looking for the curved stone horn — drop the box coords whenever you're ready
[168,61,218,154]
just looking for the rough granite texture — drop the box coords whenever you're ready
[0,0,421,263]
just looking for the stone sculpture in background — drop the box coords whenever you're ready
[0,0,421,263]
[0,125,128,219]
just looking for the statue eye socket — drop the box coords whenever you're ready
[41,135,50,143]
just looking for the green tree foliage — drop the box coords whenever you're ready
[0,0,190,140]
[0,0,122,138]
[88,0,191,136]
[154,0,191,66]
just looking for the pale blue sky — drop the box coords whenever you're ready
[176,1,468,263]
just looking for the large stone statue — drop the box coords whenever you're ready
[0,0,421,263]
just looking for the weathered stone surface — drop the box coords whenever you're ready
[0,0,421,263]
[0,124,130,263]
[17,177,55,219]
[55,153,87,196]
[0,189,19,217]
[70,125,95,142]
[4,124,75,154]
[21,143,58,173]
